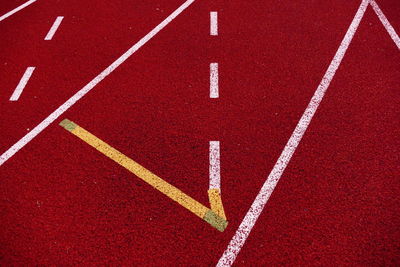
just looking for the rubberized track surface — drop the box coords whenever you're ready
[0,0,399,265]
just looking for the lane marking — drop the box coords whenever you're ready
[0,0,197,166]
[208,189,226,220]
[210,11,218,36]
[217,0,371,265]
[9,67,35,101]
[0,0,38,22]
[44,16,64,40]
[370,0,400,50]
[210,63,219,98]
[59,119,228,231]
[209,141,221,190]
[208,141,226,220]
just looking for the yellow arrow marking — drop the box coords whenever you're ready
[208,189,226,220]
[59,119,228,232]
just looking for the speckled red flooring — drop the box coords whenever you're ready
[0,0,399,265]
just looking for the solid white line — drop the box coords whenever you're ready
[369,0,400,50]
[0,0,196,166]
[44,16,64,40]
[0,0,38,22]
[209,141,221,190]
[210,63,219,98]
[216,0,371,266]
[210,11,218,36]
[9,67,35,101]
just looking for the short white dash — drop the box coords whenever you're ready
[209,141,221,190]
[210,11,218,36]
[210,63,219,98]
[0,0,38,22]
[10,67,35,101]
[44,16,64,40]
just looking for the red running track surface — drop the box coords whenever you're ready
[0,0,399,265]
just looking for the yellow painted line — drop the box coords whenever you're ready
[59,119,228,232]
[208,189,226,220]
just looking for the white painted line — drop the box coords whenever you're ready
[0,0,38,22]
[210,11,218,36]
[9,67,35,101]
[44,16,64,40]
[209,141,221,190]
[370,0,400,50]
[0,0,197,166]
[216,0,370,266]
[210,63,219,98]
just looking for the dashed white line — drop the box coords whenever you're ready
[210,11,218,36]
[210,63,219,98]
[0,0,38,22]
[216,0,371,266]
[370,0,400,50]
[44,16,64,40]
[0,0,197,166]
[209,141,221,190]
[9,67,35,101]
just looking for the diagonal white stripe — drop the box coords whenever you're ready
[217,0,371,266]
[9,67,35,101]
[0,0,38,22]
[370,0,400,50]
[0,0,197,166]
[44,16,64,40]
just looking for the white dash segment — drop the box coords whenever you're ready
[10,67,35,101]
[210,63,219,98]
[45,16,64,40]
[209,141,221,190]
[0,0,196,166]
[216,0,371,266]
[369,0,400,50]
[210,11,218,36]
[0,0,38,22]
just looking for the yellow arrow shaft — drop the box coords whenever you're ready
[59,119,227,232]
